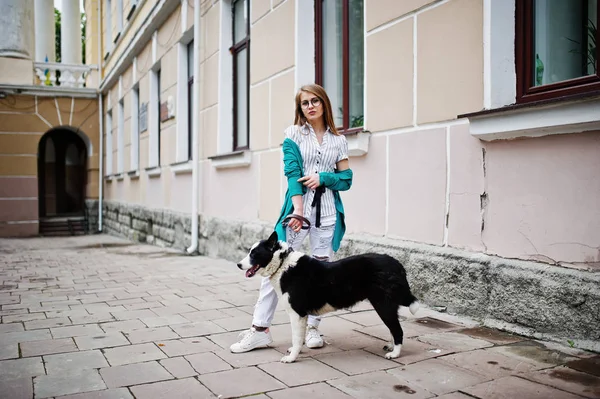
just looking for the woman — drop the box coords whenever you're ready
[230,84,353,353]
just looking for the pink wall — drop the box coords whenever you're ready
[483,131,600,266]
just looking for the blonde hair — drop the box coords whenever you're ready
[293,84,340,136]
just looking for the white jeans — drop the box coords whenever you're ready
[252,213,335,328]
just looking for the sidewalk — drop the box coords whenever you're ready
[0,234,598,399]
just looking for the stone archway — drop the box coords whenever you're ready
[38,128,88,217]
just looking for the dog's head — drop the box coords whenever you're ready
[237,231,288,278]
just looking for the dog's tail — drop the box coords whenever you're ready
[409,300,420,315]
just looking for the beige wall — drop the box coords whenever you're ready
[0,95,100,237]
[98,0,600,268]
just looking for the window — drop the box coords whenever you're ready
[188,40,194,160]
[105,111,113,175]
[105,0,113,53]
[231,0,250,150]
[116,0,123,36]
[315,0,364,132]
[131,86,140,171]
[516,0,599,103]
[117,99,124,173]
[148,66,161,168]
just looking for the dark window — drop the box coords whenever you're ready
[315,0,364,132]
[231,0,250,150]
[187,40,194,160]
[516,0,599,103]
[157,68,161,165]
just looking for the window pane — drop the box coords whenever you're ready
[322,0,344,127]
[233,0,247,44]
[235,47,248,148]
[348,0,364,128]
[187,40,194,79]
[533,0,597,86]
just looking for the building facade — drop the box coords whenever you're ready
[1,0,599,350]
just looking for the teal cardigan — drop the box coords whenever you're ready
[274,137,353,252]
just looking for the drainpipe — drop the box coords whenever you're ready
[97,0,104,232]
[186,0,200,254]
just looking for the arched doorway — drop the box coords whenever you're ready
[38,128,88,218]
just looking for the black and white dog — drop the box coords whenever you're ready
[237,231,420,363]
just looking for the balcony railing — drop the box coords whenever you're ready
[34,62,98,89]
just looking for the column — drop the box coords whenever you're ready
[61,0,82,64]
[35,0,56,62]
[0,0,34,59]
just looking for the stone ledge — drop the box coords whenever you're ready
[100,200,600,352]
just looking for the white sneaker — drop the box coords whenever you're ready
[305,325,324,349]
[230,327,273,353]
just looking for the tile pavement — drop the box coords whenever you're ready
[0,234,598,398]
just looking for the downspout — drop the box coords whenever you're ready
[97,0,104,232]
[186,0,200,254]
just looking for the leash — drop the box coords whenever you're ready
[281,214,311,249]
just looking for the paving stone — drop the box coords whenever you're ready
[417,332,495,353]
[0,377,34,399]
[212,315,254,332]
[457,326,526,345]
[266,382,354,399]
[130,377,216,398]
[140,314,190,328]
[44,350,109,374]
[24,317,71,330]
[159,357,197,378]
[55,387,134,399]
[110,309,158,321]
[20,337,78,357]
[150,304,198,316]
[0,323,24,333]
[520,366,600,398]
[315,349,399,375]
[198,367,286,398]
[51,324,104,338]
[328,370,435,399]
[124,326,179,344]
[363,337,450,365]
[103,342,167,366]
[99,319,147,333]
[435,393,476,399]
[100,361,173,388]
[488,341,577,369]
[387,359,487,395]
[170,321,226,337]
[259,359,346,387]
[34,369,106,398]
[0,329,51,345]
[155,337,220,357]
[339,310,392,327]
[185,352,232,374]
[440,348,540,378]
[44,309,90,319]
[0,343,18,360]
[74,333,130,350]
[0,357,45,380]
[463,375,586,399]
[215,347,284,368]
[70,313,116,325]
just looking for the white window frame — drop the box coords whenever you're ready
[176,28,194,163]
[148,64,161,168]
[117,98,124,174]
[468,0,600,142]
[130,85,140,171]
[105,110,113,176]
[217,0,234,154]
[116,0,124,35]
[105,0,113,53]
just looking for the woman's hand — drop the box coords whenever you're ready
[288,209,304,232]
[298,173,321,190]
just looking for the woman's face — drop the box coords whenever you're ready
[300,91,324,125]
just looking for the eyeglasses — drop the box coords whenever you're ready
[300,97,322,109]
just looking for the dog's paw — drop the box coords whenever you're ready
[383,343,394,352]
[385,352,400,359]
[280,355,297,363]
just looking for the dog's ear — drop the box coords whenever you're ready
[266,231,279,249]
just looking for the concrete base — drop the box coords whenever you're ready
[100,200,600,352]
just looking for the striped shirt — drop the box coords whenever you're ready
[285,123,349,226]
